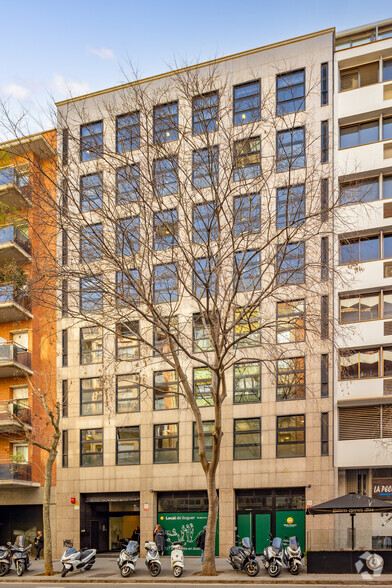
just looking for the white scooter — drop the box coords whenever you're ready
[144,541,161,576]
[170,541,184,577]
[117,540,139,577]
[283,536,303,575]
[60,542,97,577]
[261,534,283,577]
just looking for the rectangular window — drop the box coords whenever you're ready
[276,241,305,284]
[233,193,261,236]
[116,270,139,307]
[383,116,392,141]
[321,295,329,340]
[62,129,69,166]
[61,180,68,213]
[193,257,217,298]
[340,120,379,149]
[339,178,379,205]
[80,377,103,416]
[80,326,103,365]
[80,172,103,211]
[321,354,329,397]
[276,184,305,229]
[193,92,219,135]
[62,230,68,266]
[116,374,140,413]
[62,380,68,418]
[153,316,178,356]
[321,236,329,281]
[234,361,261,403]
[116,217,140,256]
[340,292,380,323]
[153,263,178,303]
[277,415,305,458]
[154,370,178,410]
[116,164,140,204]
[276,127,305,172]
[80,223,103,262]
[321,178,329,222]
[384,175,392,200]
[234,250,260,292]
[277,357,305,400]
[153,102,178,143]
[193,202,218,243]
[62,430,68,468]
[193,314,213,353]
[153,157,178,196]
[153,209,178,250]
[193,421,214,462]
[234,418,261,460]
[385,291,392,318]
[116,321,139,360]
[321,120,329,163]
[321,412,329,456]
[154,423,179,463]
[321,62,328,106]
[339,348,380,379]
[116,112,140,153]
[193,367,213,406]
[234,307,260,347]
[80,276,102,313]
[80,121,103,162]
[340,235,379,264]
[116,426,140,465]
[384,58,392,82]
[233,138,261,181]
[276,69,305,115]
[277,300,305,343]
[80,428,103,467]
[62,329,68,367]
[340,62,379,91]
[192,147,219,188]
[233,80,261,126]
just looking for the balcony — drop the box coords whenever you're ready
[338,82,392,121]
[0,400,31,431]
[0,342,32,378]
[0,167,31,210]
[0,285,32,323]
[0,226,31,264]
[0,462,38,488]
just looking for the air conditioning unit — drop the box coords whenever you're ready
[384,261,392,278]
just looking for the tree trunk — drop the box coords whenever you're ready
[202,470,219,576]
[43,449,56,576]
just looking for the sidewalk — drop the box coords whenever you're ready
[2,555,392,584]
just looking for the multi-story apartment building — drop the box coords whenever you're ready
[334,19,392,550]
[55,28,335,557]
[0,131,57,544]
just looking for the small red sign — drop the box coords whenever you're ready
[71,497,76,504]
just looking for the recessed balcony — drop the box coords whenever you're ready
[0,226,31,264]
[0,167,31,210]
[0,400,31,431]
[0,462,38,487]
[0,285,32,323]
[0,342,32,378]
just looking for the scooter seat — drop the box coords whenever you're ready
[230,546,241,556]
[82,550,95,558]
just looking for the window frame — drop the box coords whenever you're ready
[233,361,261,404]
[80,428,103,467]
[321,412,329,456]
[116,425,140,466]
[233,417,261,460]
[192,146,219,189]
[116,164,140,205]
[62,430,68,468]
[116,321,140,361]
[233,137,261,181]
[116,373,140,413]
[80,325,103,365]
[153,423,179,464]
[80,120,103,162]
[153,263,178,304]
[276,299,305,344]
[192,421,214,462]
[276,414,306,458]
[153,369,179,410]
[80,377,103,416]
[276,356,306,401]
[233,79,261,126]
[276,68,306,116]
[276,241,306,285]
[116,111,140,153]
[193,366,213,407]
[192,92,219,135]
[153,101,179,144]
[80,275,103,313]
[276,127,306,172]
[80,172,103,212]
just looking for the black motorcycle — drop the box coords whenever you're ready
[0,545,12,576]
[227,536,259,576]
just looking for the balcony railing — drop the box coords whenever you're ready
[0,462,31,482]
[0,400,31,426]
[0,226,31,254]
[0,342,32,369]
[0,285,31,310]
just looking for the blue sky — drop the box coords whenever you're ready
[0,0,391,129]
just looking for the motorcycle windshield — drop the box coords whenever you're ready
[272,537,282,551]
[289,536,299,550]
[14,536,25,549]
[65,548,76,556]
[126,541,138,554]
[242,537,251,549]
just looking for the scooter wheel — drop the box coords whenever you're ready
[16,562,25,577]
[268,561,281,577]
[61,568,68,577]
[149,562,161,577]
[0,563,9,577]
[245,561,259,577]
[290,563,300,575]
[121,565,133,577]
[173,565,183,577]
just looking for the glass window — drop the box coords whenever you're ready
[80,223,103,262]
[276,184,305,228]
[233,193,261,236]
[116,321,139,360]
[193,367,213,406]
[276,127,305,172]
[277,299,305,343]
[153,102,178,143]
[340,120,379,149]
[384,175,392,199]
[233,80,261,126]
[153,317,178,356]
[321,236,329,281]
[193,257,217,298]
[321,413,329,456]
[116,164,140,204]
[80,326,103,364]
[80,378,103,416]
[193,314,213,353]
[116,217,140,256]
[193,202,218,243]
[321,354,329,397]
[193,147,219,188]
[80,173,102,211]
[384,291,392,318]
[62,230,68,266]
[233,138,261,181]
[80,276,102,313]
[116,112,140,153]
[277,415,305,458]
[62,129,69,167]
[340,236,379,264]
[153,157,178,196]
[193,421,214,462]
[62,430,68,468]
[276,69,305,115]
[276,241,305,284]
[277,357,305,400]
[234,307,260,347]
[62,329,68,367]
[340,293,379,323]
[234,250,260,292]
[62,278,68,317]
[116,374,140,413]
[193,92,219,134]
[234,361,261,403]
[321,120,329,163]
[153,209,178,250]
[62,380,68,417]
[383,117,392,141]
[80,428,103,467]
[340,62,378,91]
[116,270,140,307]
[154,370,178,410]
[234,418,261,460]
[116,426,140,465]
[340,178,379,205]
[154,423,179,463]
[80,121,103,161]
[384,347,392,377]
[384,59,392,82]
[340,348,380,379]
[385,233,392,258]
[321,62,328,106]
[153,263,178,303]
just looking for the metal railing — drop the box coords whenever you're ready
[0,462,32,481]
[0,342,32,369]
[0,400,31,425]
[0,226,31,254]
[0,284,31,311]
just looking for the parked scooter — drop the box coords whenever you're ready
[261,533,283,577]
[227,536,259,577]
[117,540,139,577]
[144,541,161,576]
[8,536,32,577]
[283,536,303,575]
[170,541,184,577]
[0,545,12,576]
[60,541,97,577]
